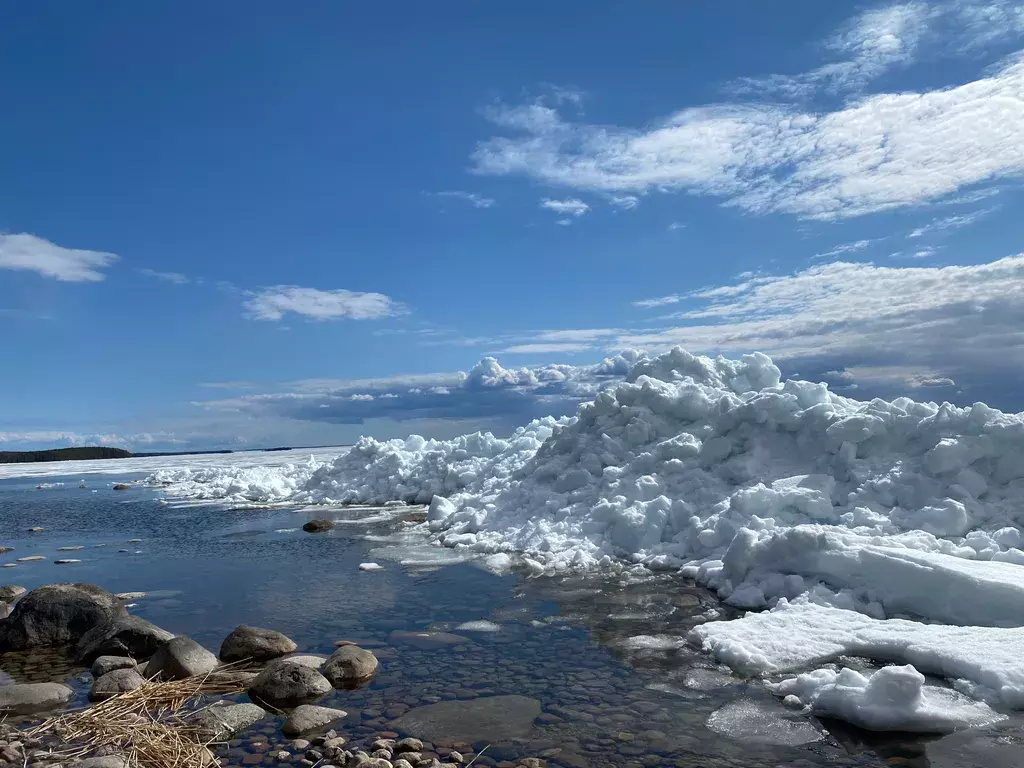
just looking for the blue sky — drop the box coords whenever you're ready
[2,1,1024,451]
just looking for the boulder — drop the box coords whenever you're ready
[0,585,26,603]
[323,645,379,687]
[0,583,126,652]
[281,704,348,736]
[91,655,139,678]
[0,602,9,619]
[77,615,174,663]
[69,757,129,768]
[191,701,267,740]
[390,695,541,743]
[302,519,335,533]
[0,682,74,714]
[146,636,218,680]
[219,624,297,663]
[284,654,327,669]
[89,668,147,701]
[112,484,131,491]
[248,658,332,708]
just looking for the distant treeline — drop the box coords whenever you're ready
[0,446,132,464]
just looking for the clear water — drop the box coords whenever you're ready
[2,471,1022,768]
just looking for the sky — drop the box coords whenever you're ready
[2,0,1024,451]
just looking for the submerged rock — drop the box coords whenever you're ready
[145,636,219,680]
[390,695,541,743]
[302,519,335,533]
[219,624,297,663]
[388,630,471,650]
[112,484,131,491]
[0,682,75,714]
[191,701,267,740]
[323,645,379,687]
[282,704,349,736]
[249,658,332,708]
[89,668,147,701]
[77,615,174,663]
[0,583,126,652]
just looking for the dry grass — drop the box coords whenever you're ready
[29,668,252,768]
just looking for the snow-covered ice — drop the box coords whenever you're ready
[133,347,1024,732]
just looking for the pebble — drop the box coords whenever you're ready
[290,740,311,751]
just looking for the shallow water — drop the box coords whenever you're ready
[1,471,1020,768]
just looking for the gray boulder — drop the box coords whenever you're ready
[0,682,75,714]
[0,585,26,602]
[191,701,267,740]
[390,695,541,743]
[283,654,327,669]
[77,615,174,663]
[146,636,219,680]
[248,658,332,708]
[0,583,126,651]
[91,655,139,678]
[323,645,379,687]
[69,757,129,768]
[0,601,9,619]
[89,668,147,701]
[282,704,348,736]
[219,624,297,663]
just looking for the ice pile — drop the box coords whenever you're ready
[148,346,1024,731]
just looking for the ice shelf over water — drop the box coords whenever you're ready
[146,347,1024,732]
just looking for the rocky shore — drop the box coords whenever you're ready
[0,582,556,768]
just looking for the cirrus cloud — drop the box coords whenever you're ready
[244,286,407,322]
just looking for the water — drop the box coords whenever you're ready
[1,469,1020,768]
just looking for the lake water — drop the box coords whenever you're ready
[2,465,1022,768]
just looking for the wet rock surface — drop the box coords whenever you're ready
[76,614,174,663]
[0,681,74,714]
[220,625,298,663]
[145,636,218,679]
[0,583,126,652]
[249,658,333,708]
[282,704,349,736]
[391,695,541,743]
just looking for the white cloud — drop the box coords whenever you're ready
[137,267,189,284]
[668,222,687,231]
[497,342,594,354]
[609,195,640,210]
[907,207,997,237]
[556,219,573,227]
[244,286,406,321]
[540,198,590,216]
[0,430,185,449]
[732,2,932,98]
[813,239,876,260]
[474,6,1024,220]
[0,233,118,282]
[432,190,496,208]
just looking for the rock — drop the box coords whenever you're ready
[69,757,130,768]
[146,636,219,680]
[28,527,44,533]
[286,654,328,669]
[58,546,86,551]
[220,624,298,663]
[395,739,423,754]
[0,583,126,652]
[112,484,131,491]
[1,563,15,568]
[388,631,471,650]
[91,655,138,678]
[16,556,45,562]
[0,586,27,602]
[394,761,414,768]
[323,645,379,687]
[291,739,312,751]
[249,659,332,708]
[114,592,147,600]
[302,519,335,533]
[0,601,9,619]
[282,704,349,736]
[0,546,13,553]
[89,668,147,701]
[77,615,174,663]
[356,760,393,768]
[448,751,464,764]
[0,682,75,714]
[191,702,267,740]
[55,559,82,564]
[390,696,541,743]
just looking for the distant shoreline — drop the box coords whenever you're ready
[0,444,344,465]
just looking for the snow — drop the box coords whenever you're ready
[127,346,1024,733]
[767,665,1005,733]
[358,562,384,572]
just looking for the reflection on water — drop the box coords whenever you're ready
[0,473,1018,767]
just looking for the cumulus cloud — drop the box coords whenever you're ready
[244,286,406,321]
[431,190,496,208]
[0,430,185,450]
[194,351,647,429]
[540,198,590,216]
[137,268,190,284]
[473,5,1024,220]
[0,234,118,282]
